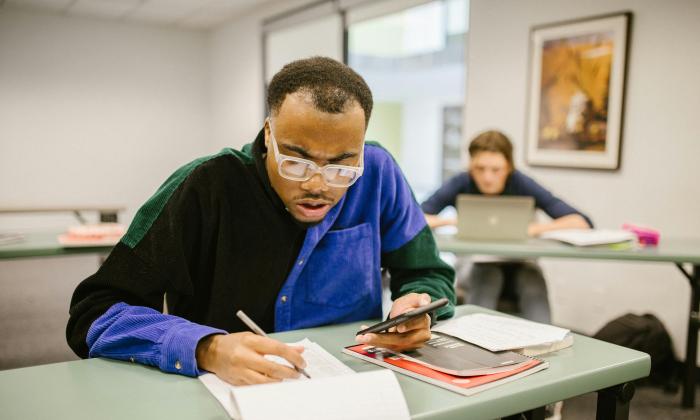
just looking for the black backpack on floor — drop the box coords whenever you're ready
[593,313,678,390]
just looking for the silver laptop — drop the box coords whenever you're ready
[456,195,535,241]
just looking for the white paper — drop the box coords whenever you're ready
[433,313,570,352]
[263,338,355,380]
[200,338,409,420]
[469,255,530,263]
[232,369,410,420]
[540,229,636,246]
[199,373,241,419]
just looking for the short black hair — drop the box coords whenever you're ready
[266,56,373,127]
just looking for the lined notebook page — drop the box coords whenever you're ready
[433,313,570,351]
[199,338,409,420]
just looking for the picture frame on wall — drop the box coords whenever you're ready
[525,12,632,170]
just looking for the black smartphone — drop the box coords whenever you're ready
[355,297,449,335]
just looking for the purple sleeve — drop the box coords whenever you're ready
[87,302,225,377]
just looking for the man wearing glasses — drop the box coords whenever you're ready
[67,57,455,386]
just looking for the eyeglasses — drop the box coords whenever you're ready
[268,124,364,188]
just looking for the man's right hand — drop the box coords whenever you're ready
[196,332,306,385]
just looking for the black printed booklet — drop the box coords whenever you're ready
[343,332,548,396]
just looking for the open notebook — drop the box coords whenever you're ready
[199,338,410,420]
[539,229,636,246]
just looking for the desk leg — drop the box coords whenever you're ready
[502,406,545,420]
[681,263,699,408]
[596,382,635,420]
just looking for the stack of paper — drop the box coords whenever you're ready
[432,313,571,352]
[199,338,410,420]
[516,333,574,356]
[539,229,636,247]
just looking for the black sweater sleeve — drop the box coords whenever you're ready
[66,162,213,358]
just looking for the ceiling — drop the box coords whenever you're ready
[1,0,279,30]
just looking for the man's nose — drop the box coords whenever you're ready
[487,169,502,181]
[300,172,329,193]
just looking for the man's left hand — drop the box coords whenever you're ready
[355,293,433,351]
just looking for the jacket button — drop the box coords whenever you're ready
[298,259,304,266]
[281,295,288,303]
[175,361,182,370]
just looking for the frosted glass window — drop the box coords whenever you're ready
[348,0,469,199]
[265,14,343,83]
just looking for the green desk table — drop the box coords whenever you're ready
[437,234,700,408]
[0,231,114,259]
[0,206,122,259]
[0,306,649,420]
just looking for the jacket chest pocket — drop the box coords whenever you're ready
[303,223,377,309]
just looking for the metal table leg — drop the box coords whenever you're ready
[677,263,699,408]
[596,382,635,420]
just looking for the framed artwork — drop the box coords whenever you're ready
[525,12,632,170]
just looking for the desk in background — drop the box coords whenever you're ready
[436,234,700,409]
[0,231,114,260]
[0,206,124,259]
[0,305,649,420]
[0,206,123,223]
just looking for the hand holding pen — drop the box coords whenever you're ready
[236,310,311,379]
[194,312,309,385]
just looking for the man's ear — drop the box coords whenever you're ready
[263,118,270,148]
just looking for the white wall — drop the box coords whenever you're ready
[0,9,211,368]
[209,0,312,151]
[466,0,700,361]
[0,9,211,225]
[209,9,265,151]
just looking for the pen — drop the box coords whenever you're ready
[236,309,311,379]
